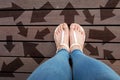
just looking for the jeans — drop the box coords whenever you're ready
[27,49,120,80]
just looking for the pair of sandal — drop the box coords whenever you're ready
[54,23,85,53]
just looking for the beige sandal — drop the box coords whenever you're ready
[54,27,69,53]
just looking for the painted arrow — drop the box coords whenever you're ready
[89,27,116,42]
[0,58,24,77]
[100,0,120,20]
[0,2,24,20]
[83,10,94,24]
[85,43,99,56]
[60,2,79,24]
[17,22,28,37]
[104,49,116,64]
[23,42,44,64]
[4,35,15,52]
[35,28,50,40]
[31,2,54,23]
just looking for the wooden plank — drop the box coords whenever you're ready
[0,57,120,74]
[0,9,120,25]
[0,42,56,57]
[0,57,48,72]
[0,42,120,59]
[0,26,119,42]
[0,0,120,9]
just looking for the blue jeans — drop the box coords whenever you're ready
[27,49,120,80]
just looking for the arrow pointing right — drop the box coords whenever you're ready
[89,27,116,42]
[0,3,24,20]
[83,10,94,24]
[17,22,28,37]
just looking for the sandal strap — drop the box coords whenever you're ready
[56,43,69,53]
[56,30,69,53]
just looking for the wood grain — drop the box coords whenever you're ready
[0,0,120,9]
[0,42,120,59]
[0,26,119,42]
[0,9,120,25]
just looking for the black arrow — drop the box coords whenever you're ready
[83,10,94,24]
[104,49,116,64]
[17,22,28,37]
[60,2,79,24]
[35,28,50,40]
[31,2,54,23]
[23,42,44,64]
[0,3,24,20]
[85,43,99,56]
[4,35,15,52]
[0,58,24,77]
[89,27,116,42]
[100,0,120,20]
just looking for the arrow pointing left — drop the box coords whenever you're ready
[35,28,50,40]
[4,35,15,52]
[0,58,24,77]
[0,2,24,20]
[31,2,54,23]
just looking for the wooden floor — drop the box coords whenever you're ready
[0,0,120,80]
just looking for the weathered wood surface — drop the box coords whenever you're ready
[0,0,120,9]
[0,42,119,59]
[0,26,119,42]
[0,9,120,25]
[0,0,120,79]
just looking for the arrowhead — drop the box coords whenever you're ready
[11,3,24,20]
[85,15,94,24]
[100,6,115,21]
[23,42,44,57]
[30,10,47,22]
[18,28,28,37]
[1,62,7,71]
[60,2,79,15]
[17,22,28,37]
[4,44,15,52]
[31,2,54,23]
[104,27,116,42]
[89,47,99,56]
[41,2,54,9]
[11,3,24,9]
[63,2,75,9]
[35,31,44,39]
[104,49,115,64]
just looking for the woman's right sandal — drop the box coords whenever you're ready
[54,27,69,53]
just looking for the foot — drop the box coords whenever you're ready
[70,23,85,52]
[54,23,69,52]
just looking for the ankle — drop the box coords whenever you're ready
[57,44,70,53]
[70,44,83,52]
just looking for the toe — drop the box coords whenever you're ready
[62,23,68,31]
[70,23,75,30]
